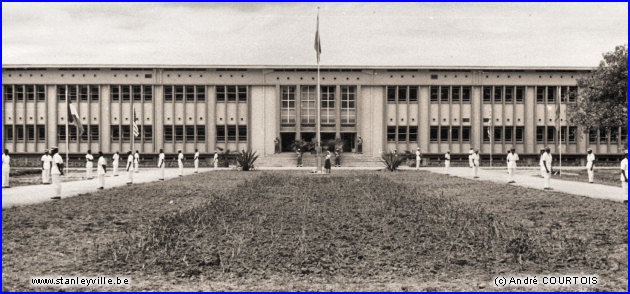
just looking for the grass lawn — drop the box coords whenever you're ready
[2,171,627,291]
[551,168,624,188]
[7,169,86,188]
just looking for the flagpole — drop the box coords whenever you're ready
[65,86,69,174]
[131,106,135,155]
[315,7,322,173]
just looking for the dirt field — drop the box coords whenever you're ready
[2,171,627,291]
[549,168,624,188]
[6,169,87,188]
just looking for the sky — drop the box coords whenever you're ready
[2,2,627,67]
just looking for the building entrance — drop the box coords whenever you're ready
[340,133,356,152]
[280,132,296,152]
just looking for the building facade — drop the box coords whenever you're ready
[2,65,626,163]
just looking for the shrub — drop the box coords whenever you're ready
[381,151,405,171]
[236,150,259,171]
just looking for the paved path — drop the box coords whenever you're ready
[420,167,627,202]
[1,168,219,208]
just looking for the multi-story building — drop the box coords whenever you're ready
[2,65,626,165]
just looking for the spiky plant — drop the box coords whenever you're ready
[381,151,405,172]
[236,150,259,171]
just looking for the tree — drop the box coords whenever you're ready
[568,44,628,146]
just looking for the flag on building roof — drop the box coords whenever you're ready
[314,9,322,63]
[68,103,84,136]
[133,107,140,138]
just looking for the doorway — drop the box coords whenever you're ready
[280,132,296,152]
[340,133,356,152]
[321,133,336,152]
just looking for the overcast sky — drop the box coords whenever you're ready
[2,2,627,67]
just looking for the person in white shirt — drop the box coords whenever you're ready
[468,148,474,168]
[620,150,627,193]
[194,149,200,174]
[126,151,134,185]
[542,147,553,190]
[85,150,94,179]
[507,148,519,183]
[586,149,595,184]
[50,147,64,199]
[444,151,451,173]
[97,152,107,190]
[2,149,11,188]
[112,151,120,176]
[158,149,166,181]
[134,150,140,173]
[213,152,219,169]
[177,150,185,177]
[415,148,422,169]
[539,148,546,178]
[41,150,52,184]
[472,150,480,178]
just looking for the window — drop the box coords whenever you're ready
[547,86,556,104]
[121,85,130,101]
[536,87,545,103]
[568,86,577,103]
[164,86,173,102]
[451,86,460,103]
[515,126,524,143]
[15,125,24,141]
[174,126,184,142]
[341,86,356,125]
[547,126,556,142]
[226,86,236,102]
[58,85,67,101]
[387,87,396,103]
[505,86,513,103]
[4,85,13,101]
[494,87,503,103]
[483,86,492,103]
[197,126,206,142]
[483,126,491,142]
[409,126,418,142]
[163,126,173,143]
[35,85,46,101]
[111,125,121,142]
[143,86,152,101]
[196,86,205,102]
[144,125,153,142]
[398,87,407,102]
[621,127,627,143]
[515,86,524,103]
[81,125,89,141]
[16,85,24,101]
[462,126,471,142]
[599,128,608,144]
[430,126,438,142]
[430,86,439,103]
[281,86,296,124]
[536,126,545,143]
[90,85,99,101]
[387,126,396,142]
[504,126,513,142]
[186,126,195,141]
[238,126,247,141]
[37,125,46,141]
[175,86,184,101]
[238,86,247,102]
[568,126,577,143]
[462,86,471,103]
[26,85,35,101]
[588,129,597,143]
[216,86,225,102]
[69,85,78,101]
[186,85,195,101]
[227,125,237,141]
[79,85,89,101]
[440,86,450,103]
[90,125,99,141]
[494,126,503,142]
[321,86,335,124]
[57,125,65,142]
[398,126,407,142]
[26,125,35,141]
[111,86,120,101]
[68,125,78,141]
[440,127,449,141]
[216,125,226,142]
[121,125,130,142]
[451,126,460,141]
[409,86,418,102]
[301,86,316,125]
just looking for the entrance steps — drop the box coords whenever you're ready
[256,152,384,168]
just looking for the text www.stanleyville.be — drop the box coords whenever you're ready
[30,276,130,287]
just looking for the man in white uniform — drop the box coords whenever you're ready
[41,150,52,184]
[85,150,94,179]
[134,150,140,173]
[586,149,595,184]
[415,148,422,169]
[213,152,219,169]
[468,148,474,168]
[194,149,200,174]
[539,148,546,178]
[97,152,107,190]
[542,147,553,190]
[158,149,166,181]
[126,151,134,185]
[2,149,10,188]
[50,147,63,199]
[177,150,185,177]
[444,151,451,173]
[472,150,480,178]
[620,150,627,193]
[507,148,519,183]
[112,151,120,176]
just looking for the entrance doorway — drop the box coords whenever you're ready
[340,133,356,152]
[321,133,336,152]
[280,132,296,152]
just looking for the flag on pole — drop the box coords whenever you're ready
[314,9,322,63]
[68,103,85,136]
[132,107,140,138]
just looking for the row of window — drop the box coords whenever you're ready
[164,85,205,102]
[387,126,419,142]
[281,85,356,126]
[163,125,207,142]
[3,85,47,101]
[587,128,627,144]
[4,125,46,141]
[535,86,577,104]
[387,86,419,102]
[482,126,526,143]
[111,85,153,101]
[215,125,248,142]
[430,86,472,103]
[57,85,101,102]
[429,126,473,142]
[482,86,525,104]
[111,125,153,142]
[216,85,247,102]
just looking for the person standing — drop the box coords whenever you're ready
[472,150,480,178]
[126,151,134,185]
[296,149,303,167]
[444,150,451,173]
[324,150,332,174]
[112,151,120,176]
[134,150,140,173]
[586,149,595,184]
[194,149,200,174]
[2,149,10,188]
[415,147,422,169]
[41,150,52,184]
[542,147,553,190]
[213,151,219,169]
[357,136,363,154]
[85,150,94,179]
[539,148,546,178]
[334,149,341,167]
[97,152,106,190]
[507,148,518,184]
[468,148,474,169]
[274,137,280,154]
[158,149,165,181]
[50,147,63,199]
[620,150,627,192]
[177,149,184,177]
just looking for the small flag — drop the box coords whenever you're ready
[132,107,140,138]
[68,103,85,136]
[314,9,322,63]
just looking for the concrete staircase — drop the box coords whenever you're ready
[256,152,384,168]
